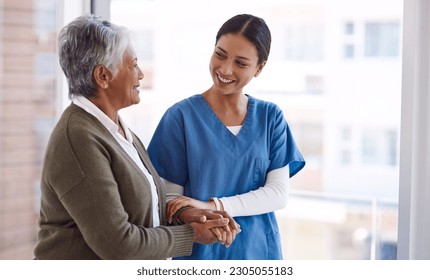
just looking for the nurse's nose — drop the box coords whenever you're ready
[219,60,233,76]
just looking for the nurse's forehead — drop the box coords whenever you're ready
[216,34,258,59]
[216,46,252,61]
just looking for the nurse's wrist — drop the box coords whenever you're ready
[209,197,224,211]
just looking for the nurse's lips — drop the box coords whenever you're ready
[217,74,234,84]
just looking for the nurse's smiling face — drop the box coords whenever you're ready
[209,33,266,96]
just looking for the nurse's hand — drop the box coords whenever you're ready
[167,196,217,222]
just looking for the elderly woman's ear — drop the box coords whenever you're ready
[93,64,111,89]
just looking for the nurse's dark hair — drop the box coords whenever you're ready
[215,14,271,64]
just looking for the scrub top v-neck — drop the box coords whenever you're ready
[148,94,305,260]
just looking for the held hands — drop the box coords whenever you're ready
[167,196,215,223]
[174,205,241,248]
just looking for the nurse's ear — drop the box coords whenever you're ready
[254,61,267,77]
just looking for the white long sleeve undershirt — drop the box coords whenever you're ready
[162,164,290,217]
[220,165,290,217]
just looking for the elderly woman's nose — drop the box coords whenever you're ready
[138,66,144,79]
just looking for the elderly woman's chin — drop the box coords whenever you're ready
[128,87,140,104]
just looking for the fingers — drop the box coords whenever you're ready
[224,230,233,248]
[214,210,239,230]
[167,196,195,223]
[210,227,223,242]
[191,216,241,247]
[186,214,207,223]
[210,227,235,248]
[213,211,241,239]
[167,197,189,222]
[202,211,226,221]
[176,207,208,224]
[205,217,229,229]
[197,210,241,245]
[210,227,228,245]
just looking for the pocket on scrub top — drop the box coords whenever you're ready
[253,158,271,188]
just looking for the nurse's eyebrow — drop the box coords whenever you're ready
[217,46,251,61]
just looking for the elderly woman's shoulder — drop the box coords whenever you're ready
[55,103,107,138]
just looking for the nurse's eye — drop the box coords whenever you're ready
[215,51,227,59]
[236,60,248,67]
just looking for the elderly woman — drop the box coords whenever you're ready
[33,14,238,260]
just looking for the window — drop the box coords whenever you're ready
[342,20,401,59]
[110,0,403,259]
[305,75,324,94]
[344,44,355,58]
[365,22,400,57]
[345,22,354,35]
[340,127,353,165]
[362,129,398,166]
[0,0,404,260]
[284,24,325,61]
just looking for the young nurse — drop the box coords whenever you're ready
[148,14,305,259]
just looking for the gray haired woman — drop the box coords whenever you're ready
[34,14,238,260]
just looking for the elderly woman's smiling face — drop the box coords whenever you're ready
[107,47,144,109]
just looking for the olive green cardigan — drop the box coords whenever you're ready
[34,103,194,259]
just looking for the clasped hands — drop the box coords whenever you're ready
[168,196,241,248]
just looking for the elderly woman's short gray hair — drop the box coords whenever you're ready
[58,14,130,98]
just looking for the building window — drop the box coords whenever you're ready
[364,22,400,57]
[305,75,324,94]
[340,127,353,165]
[344,44,355,58]
[345,22,355,35]
[294,123,323,168]
[361,129,398,166]
[284,24,324,61]
[342,21,400,59]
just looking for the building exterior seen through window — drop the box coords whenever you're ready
[0,0,58,259]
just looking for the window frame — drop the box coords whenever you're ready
[397,0,430,260]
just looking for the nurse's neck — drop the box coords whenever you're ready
[203,90,248,126]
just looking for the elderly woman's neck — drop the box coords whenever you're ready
[88,95,120,125]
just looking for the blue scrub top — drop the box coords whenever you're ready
[148,94,305,260]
